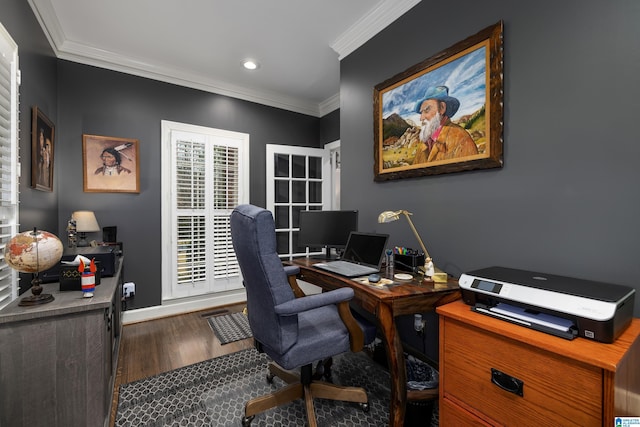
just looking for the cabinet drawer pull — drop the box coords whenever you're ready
[491,368,524,396]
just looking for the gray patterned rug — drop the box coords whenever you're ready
[115,348,394,426]
[207,312,253,344]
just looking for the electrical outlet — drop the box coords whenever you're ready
[123,282,135,298]
[414,313,426,335]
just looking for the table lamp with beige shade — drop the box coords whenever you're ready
[73,210,100,247]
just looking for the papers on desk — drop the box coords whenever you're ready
[352,276,393,287]
[473,302,578,340]
[489,303,574,332]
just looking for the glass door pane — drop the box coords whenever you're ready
[266,145,330,259]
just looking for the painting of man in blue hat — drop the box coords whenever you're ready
[412,85,478,164]
[378,44,488,171]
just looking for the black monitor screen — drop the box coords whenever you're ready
[298,210,358,258]
[342,232,389,268]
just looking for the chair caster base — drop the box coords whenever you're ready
[242,415,255,426]
[359,402,370,413]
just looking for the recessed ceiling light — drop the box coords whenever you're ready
[243,59,259,70]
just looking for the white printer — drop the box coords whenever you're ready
[459,266,635,343]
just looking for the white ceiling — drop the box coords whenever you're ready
[28,0,420,117]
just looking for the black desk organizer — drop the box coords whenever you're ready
[394,252,426,273]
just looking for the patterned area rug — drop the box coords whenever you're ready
[207,312,253,344]
[115,348,394,426]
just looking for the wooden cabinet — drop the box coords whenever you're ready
[0,257,123,427]
[437,300,640,426]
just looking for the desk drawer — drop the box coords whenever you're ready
[441,318,602,426]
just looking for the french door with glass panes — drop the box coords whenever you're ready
[266,144,334,259]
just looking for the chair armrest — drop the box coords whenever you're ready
[283,265,300,276]
[274,288,365,352]
[337,301,365,352]
[283,265,306,298]
[274,287,354,315]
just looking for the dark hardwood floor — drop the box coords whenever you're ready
[109,302,253,426]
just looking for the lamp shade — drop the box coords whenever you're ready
[378,210,404,223]
[72,211,100,232]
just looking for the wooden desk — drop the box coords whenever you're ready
[288,258,460,427]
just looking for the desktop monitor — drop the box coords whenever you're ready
[298,210,358,259]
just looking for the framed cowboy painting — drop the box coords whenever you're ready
[373,21,504,181]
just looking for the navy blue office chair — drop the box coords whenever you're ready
[230,204,373,426]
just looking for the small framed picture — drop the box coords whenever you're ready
[31,106,55,192]
[82,134,140,193]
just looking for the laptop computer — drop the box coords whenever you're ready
[314,231,389,278]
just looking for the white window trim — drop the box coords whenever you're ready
[160,120,249,302]
[0,22,20,309]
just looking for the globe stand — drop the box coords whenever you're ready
[18,274,54,307]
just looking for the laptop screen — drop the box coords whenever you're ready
[341,232,389,268]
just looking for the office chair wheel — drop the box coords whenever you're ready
[242,415,254,426]
[313,358,333,381]
[359,402,370,413]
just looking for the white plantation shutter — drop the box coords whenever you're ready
[175,139,207,285]
[162,121,249,300]
[0,23,19,309]
[212,145,239,278]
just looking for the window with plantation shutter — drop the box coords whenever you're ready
[161,121,248,300]
[0,23,19,310]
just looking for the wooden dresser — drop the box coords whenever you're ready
[0,257,123,427]
[437,300,640,426]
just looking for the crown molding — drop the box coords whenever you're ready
[58,39,324,116]
[331,0,421,60]
[28,0,65,50]
[28,0,420,117]
[319,93,340,117]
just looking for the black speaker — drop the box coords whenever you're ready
[103,226,117,243]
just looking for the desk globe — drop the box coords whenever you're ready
[4,229,63,306]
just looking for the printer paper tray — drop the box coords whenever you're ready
[472,303,578,340]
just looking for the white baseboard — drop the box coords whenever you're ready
[122,289,247,324]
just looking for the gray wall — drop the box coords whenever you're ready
[340,1,640,319]
[3,0,334,308]
[2,0,59,294]
[56,61,325,308]
[2,0,58,233]
[319,109,340,145]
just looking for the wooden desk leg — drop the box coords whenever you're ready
[377,303,406,427]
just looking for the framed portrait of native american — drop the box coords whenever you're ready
[82,134,140,193]
[31,106,55,192]
[373,21,504,181]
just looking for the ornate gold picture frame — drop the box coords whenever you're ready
[374,21,504,181]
